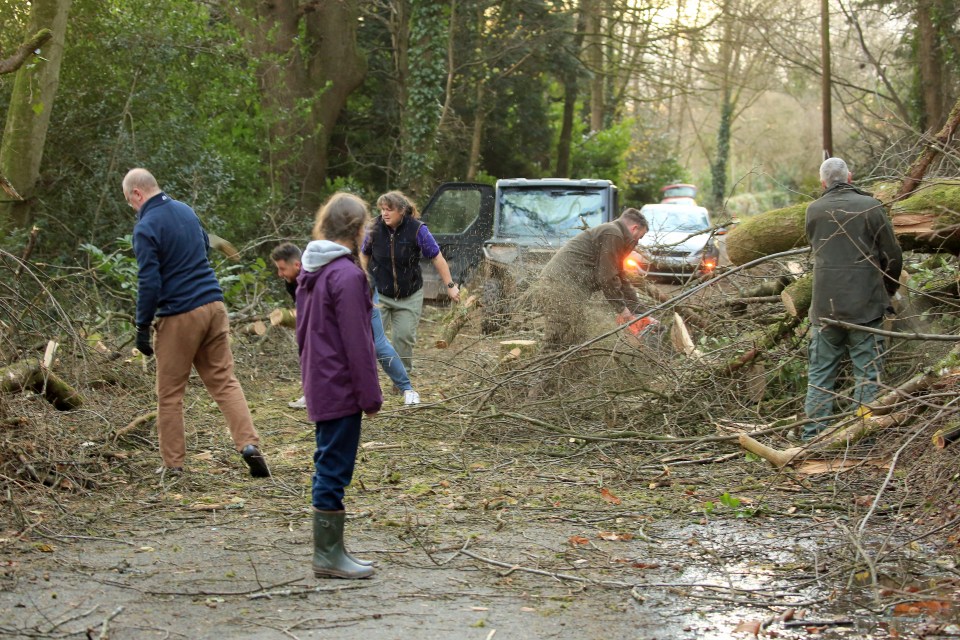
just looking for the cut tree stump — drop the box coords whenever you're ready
[270,308,297,329]
[1,361,83,410]
[933,427,960,449]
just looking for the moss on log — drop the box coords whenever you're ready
[724,203,807,266]
[1,361,83,410]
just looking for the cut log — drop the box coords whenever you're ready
[933,426,960,449]
[499,339,537,357]
[208,233,240,261]
[269,307,297,329]
[239,320,268,336]
[0,361,83,410]
[725,180,960,265]
[669,313,702,359]
[781,275,812,317]
[435,294,478,349]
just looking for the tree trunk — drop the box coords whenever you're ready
[0,0,71,231]
[556,7,587,177]
[231,0,366,208]
[725,181,960,265]
[582,0,603,132]
[915,0,947,133]
[466,81,485,181]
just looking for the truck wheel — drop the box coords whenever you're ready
[480,277,509,334]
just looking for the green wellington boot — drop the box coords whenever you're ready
[312,509,375,579]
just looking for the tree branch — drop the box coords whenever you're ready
[0,29,53,76]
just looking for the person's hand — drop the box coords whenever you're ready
[614,308,635,326]
[364,410,379,418]
[135,325,154,357]
[446,283,461,303]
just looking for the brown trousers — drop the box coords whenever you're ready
[153,301,259,467]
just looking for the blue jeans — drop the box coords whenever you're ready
[803,318,884,440]
[312,413,363,511]
[372,290,412,390]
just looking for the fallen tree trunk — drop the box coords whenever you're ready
[725,180,960,265]
[1,361,83,410]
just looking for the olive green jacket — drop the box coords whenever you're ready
[539,219,640,312]
[806,183,902,325]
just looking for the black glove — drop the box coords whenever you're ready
[136,325,154,357]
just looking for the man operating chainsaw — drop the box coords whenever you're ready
[535,207,655,349]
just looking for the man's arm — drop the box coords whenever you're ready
[595,232,633,312]
[875,207,903,294]
[132,225,161,327]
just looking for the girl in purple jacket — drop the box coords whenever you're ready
[296,193,383,579]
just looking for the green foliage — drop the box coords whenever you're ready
[704,492,757,518]
[218,256,271,310]
[570,119,631,183]
[400,2,449,190]
[35,0,269,257]
[79,235,138,301]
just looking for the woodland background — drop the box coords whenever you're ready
[2,0,959,266]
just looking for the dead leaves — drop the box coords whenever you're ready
[892,600,953,616]
[568,531,636,546]
[600,487,621,505]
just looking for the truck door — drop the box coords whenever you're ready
[418,183,494,299]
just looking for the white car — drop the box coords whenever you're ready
[630,203,719,280]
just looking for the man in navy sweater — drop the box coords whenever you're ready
[124,168,269,478]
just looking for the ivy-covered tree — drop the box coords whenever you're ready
[0,0,71,231]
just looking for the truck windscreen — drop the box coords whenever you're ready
[497,189,605,238]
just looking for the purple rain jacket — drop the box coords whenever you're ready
[296,240,383,422]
